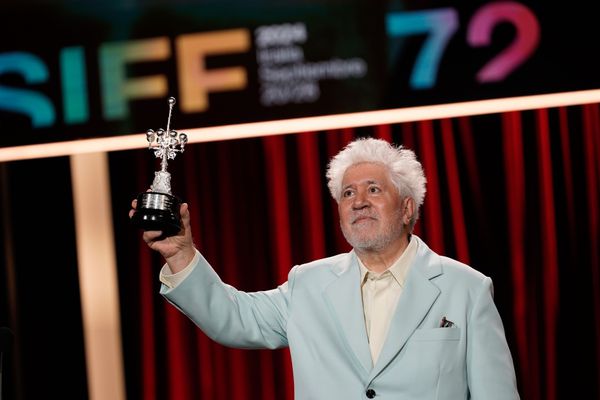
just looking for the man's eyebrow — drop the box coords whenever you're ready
[342,179,379,190]
[361,180,380,186]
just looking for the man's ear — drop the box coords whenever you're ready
[403,197,415,226]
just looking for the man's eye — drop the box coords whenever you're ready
[368,186,380,193]
[343,190,354,197]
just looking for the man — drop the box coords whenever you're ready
[131,137,520,399]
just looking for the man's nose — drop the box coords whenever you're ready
[352,190,370,209]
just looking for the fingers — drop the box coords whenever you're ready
[180,203,194,236]
[135,203,191,254]
[129,199,138,219]
[143,230,164,244]
[180,202,190,222]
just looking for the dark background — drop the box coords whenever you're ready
[2,0,600,145]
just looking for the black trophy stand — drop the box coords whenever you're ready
[133,190,182,236]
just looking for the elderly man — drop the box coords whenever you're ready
[131,137,519,399]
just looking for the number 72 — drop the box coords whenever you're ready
[386,2,540,89]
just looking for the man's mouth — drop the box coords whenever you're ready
[352,215,376,224]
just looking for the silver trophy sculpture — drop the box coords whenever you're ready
[132,97,188,236]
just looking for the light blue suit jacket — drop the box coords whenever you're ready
[162,236,520,399]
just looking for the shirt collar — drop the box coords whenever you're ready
[358,236,418,287]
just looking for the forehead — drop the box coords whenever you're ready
[342,162,392,186]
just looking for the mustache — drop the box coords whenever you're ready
[350,211,378,224]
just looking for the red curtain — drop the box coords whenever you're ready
[112,103,600,399]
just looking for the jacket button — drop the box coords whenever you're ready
[366,388,376,398]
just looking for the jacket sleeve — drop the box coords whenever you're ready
[467,277,520,400]
[160,251,294,350]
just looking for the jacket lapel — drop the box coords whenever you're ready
[323,252,373,375]
[368,237,442,381]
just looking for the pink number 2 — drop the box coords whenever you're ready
[467,1,540,83]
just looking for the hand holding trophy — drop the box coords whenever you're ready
[131,97,188,236]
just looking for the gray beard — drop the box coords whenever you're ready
[340,210,404,252]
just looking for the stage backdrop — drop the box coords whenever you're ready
[106,103,598,400]
[1,104,600,399]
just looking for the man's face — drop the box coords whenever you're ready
[338,162,406,252]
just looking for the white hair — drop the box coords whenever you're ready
[326,137,427,228]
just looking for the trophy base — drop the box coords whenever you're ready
[132,191,182,236]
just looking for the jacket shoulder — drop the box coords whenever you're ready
[414,236,488,286]
[430,255,495,302]
[289,252,353,284]
[295,252,351,272]
[439,255,486,281]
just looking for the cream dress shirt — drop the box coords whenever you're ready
[159,251,199,288]
[357,237,417,364]
[160,238,418,365]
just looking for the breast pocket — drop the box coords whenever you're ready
[410,327,461,341]
[400,327,463,386]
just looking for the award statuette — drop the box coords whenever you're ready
[131,97,188,236]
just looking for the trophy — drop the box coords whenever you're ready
[131,97,188,236]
